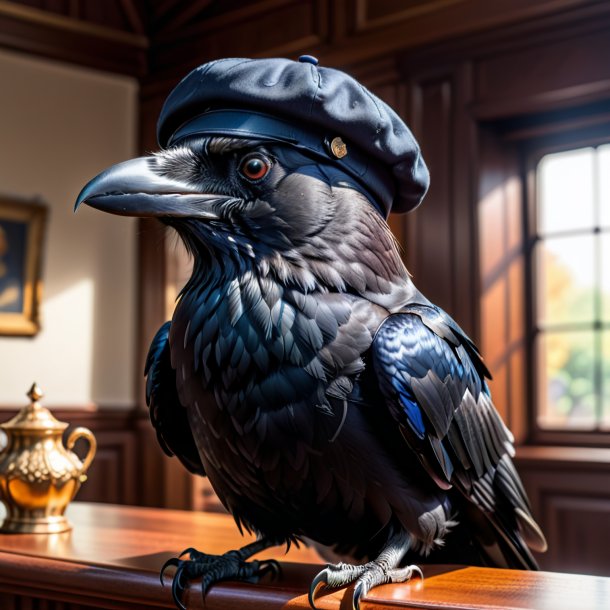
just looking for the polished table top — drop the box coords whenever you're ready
[0,502,608,610]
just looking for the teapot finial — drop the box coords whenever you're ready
[27,382,44,403]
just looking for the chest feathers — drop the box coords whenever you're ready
[169,266,381,447]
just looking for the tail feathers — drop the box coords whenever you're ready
[462,453,547,570]
[515,507,547,554]
[462,501,539,570]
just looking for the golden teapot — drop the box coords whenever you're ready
[0,383,96,534]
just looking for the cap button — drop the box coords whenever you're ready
[298,55,319,66]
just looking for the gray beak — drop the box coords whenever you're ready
[74,156,225,219]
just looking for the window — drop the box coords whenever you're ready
[532,144,610,431]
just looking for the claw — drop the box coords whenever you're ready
[352,581,364,610]
[259,559,282,580]
[173,584,187,610]
[160,543,279,609]
[171,566,188,610]
[160,557,181,586]
[160,556,190,610]
[308,568,328,609]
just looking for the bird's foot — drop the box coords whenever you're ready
[161,547,281,610]
[309,560,422,610]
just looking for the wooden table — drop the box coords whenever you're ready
[0,502,608,610]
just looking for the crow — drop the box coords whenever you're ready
[75,57,546,610]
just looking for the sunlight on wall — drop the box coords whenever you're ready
[0,49,137,408]
[4,278,96,405]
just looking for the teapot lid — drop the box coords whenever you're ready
[1,383,68,432]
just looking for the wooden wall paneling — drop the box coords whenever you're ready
[407,72,455,316]
[135,217,167,410]
[353,0,605,35]
[450,62,477,338]
[406,65,479,337]
[57,410,138,506]
[73,429,137,506]
[474,16,610,119]
[516,448,610,576]
[135,414,199,510]
[149,0,330,87]
[476,125,527,436]
[322,0,599,68]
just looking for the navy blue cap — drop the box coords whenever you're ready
[157,57,429,216]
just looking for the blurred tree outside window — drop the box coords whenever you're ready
[535,144,610,430]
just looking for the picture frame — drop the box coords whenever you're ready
[0,198,47,336]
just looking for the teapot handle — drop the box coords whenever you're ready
[66,427,97,480]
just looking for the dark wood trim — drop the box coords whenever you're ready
[319,0,603,69]
[118,0,146,36]
[2,503,610,610]
[136,218,168,412]
[158,0,214,35]
[0,0,147,77]
[516,445,610,469]
[0,405,135,419]
[153,0,312,43]
[473,80,610,122]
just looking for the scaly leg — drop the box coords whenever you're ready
[161,537,280,610]
[309,531,422,610]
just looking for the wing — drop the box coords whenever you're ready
[372,303,546,568]
[145,322,206,476]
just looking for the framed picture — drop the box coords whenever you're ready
[0,198,47,336]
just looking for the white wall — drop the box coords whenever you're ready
[0,49,138,408]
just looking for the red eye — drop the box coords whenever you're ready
[239,154,271,181]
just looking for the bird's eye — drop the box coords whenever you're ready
[239,154,271,182]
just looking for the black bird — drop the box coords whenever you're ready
[75,57,546,610]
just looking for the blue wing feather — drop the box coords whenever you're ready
[373,304,505,489]
[372,303,547,566]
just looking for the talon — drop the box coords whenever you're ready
[160,557,181,586]
[158,540,278,609]
[352,581,364,610]
[308,568,328,609]
[260,559,282,580]
[171,566,188,610]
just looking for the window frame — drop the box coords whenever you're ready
[523,123,610,447]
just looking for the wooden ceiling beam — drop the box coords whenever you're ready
[0,0,148,77]
[119,0,146,36]
[159,0,214,35]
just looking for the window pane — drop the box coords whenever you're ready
[599,144,610,228]
[537,331,596,429]
[602,232,610,322]
[536,235,595,326]
[603,331,610,429]
[538,147,595,234]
